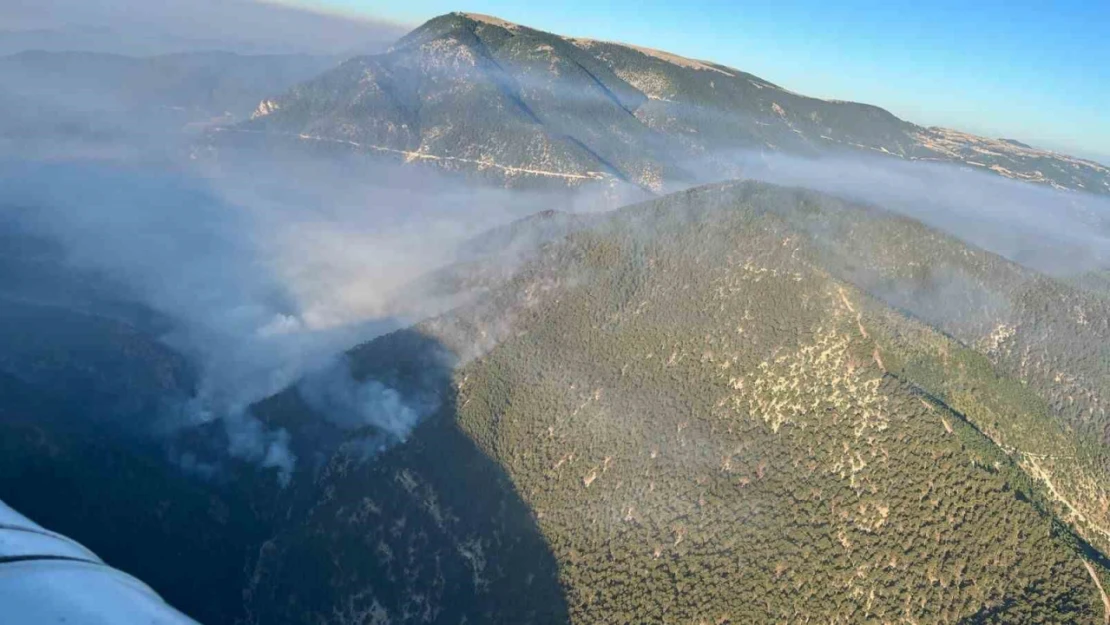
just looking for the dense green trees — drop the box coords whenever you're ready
[428,184,1108,622]
[240,181,1110,622]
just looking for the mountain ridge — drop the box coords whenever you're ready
[227,11,1110,195]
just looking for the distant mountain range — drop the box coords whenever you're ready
[227,12,1110,195]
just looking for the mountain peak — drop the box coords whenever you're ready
[570,37,737,76]
[434,12,739,76]
[455,12,523,30]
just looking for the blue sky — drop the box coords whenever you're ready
[297,0,1108,162]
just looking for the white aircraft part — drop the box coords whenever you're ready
[0,499,200,624]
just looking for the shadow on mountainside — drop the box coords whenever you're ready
[240,327,571,624]
[0,371,273,625]
[0,267,570,624]
[0,327,571,625]
[0,179,570,623]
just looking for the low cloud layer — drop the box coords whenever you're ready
[723,151,1110,278]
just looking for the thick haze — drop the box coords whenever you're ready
[0,0,406,56]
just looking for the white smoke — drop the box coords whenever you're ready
[296,354,445,461]
[0,151,599,483]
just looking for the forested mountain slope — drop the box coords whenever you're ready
[230,181,1110,623]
